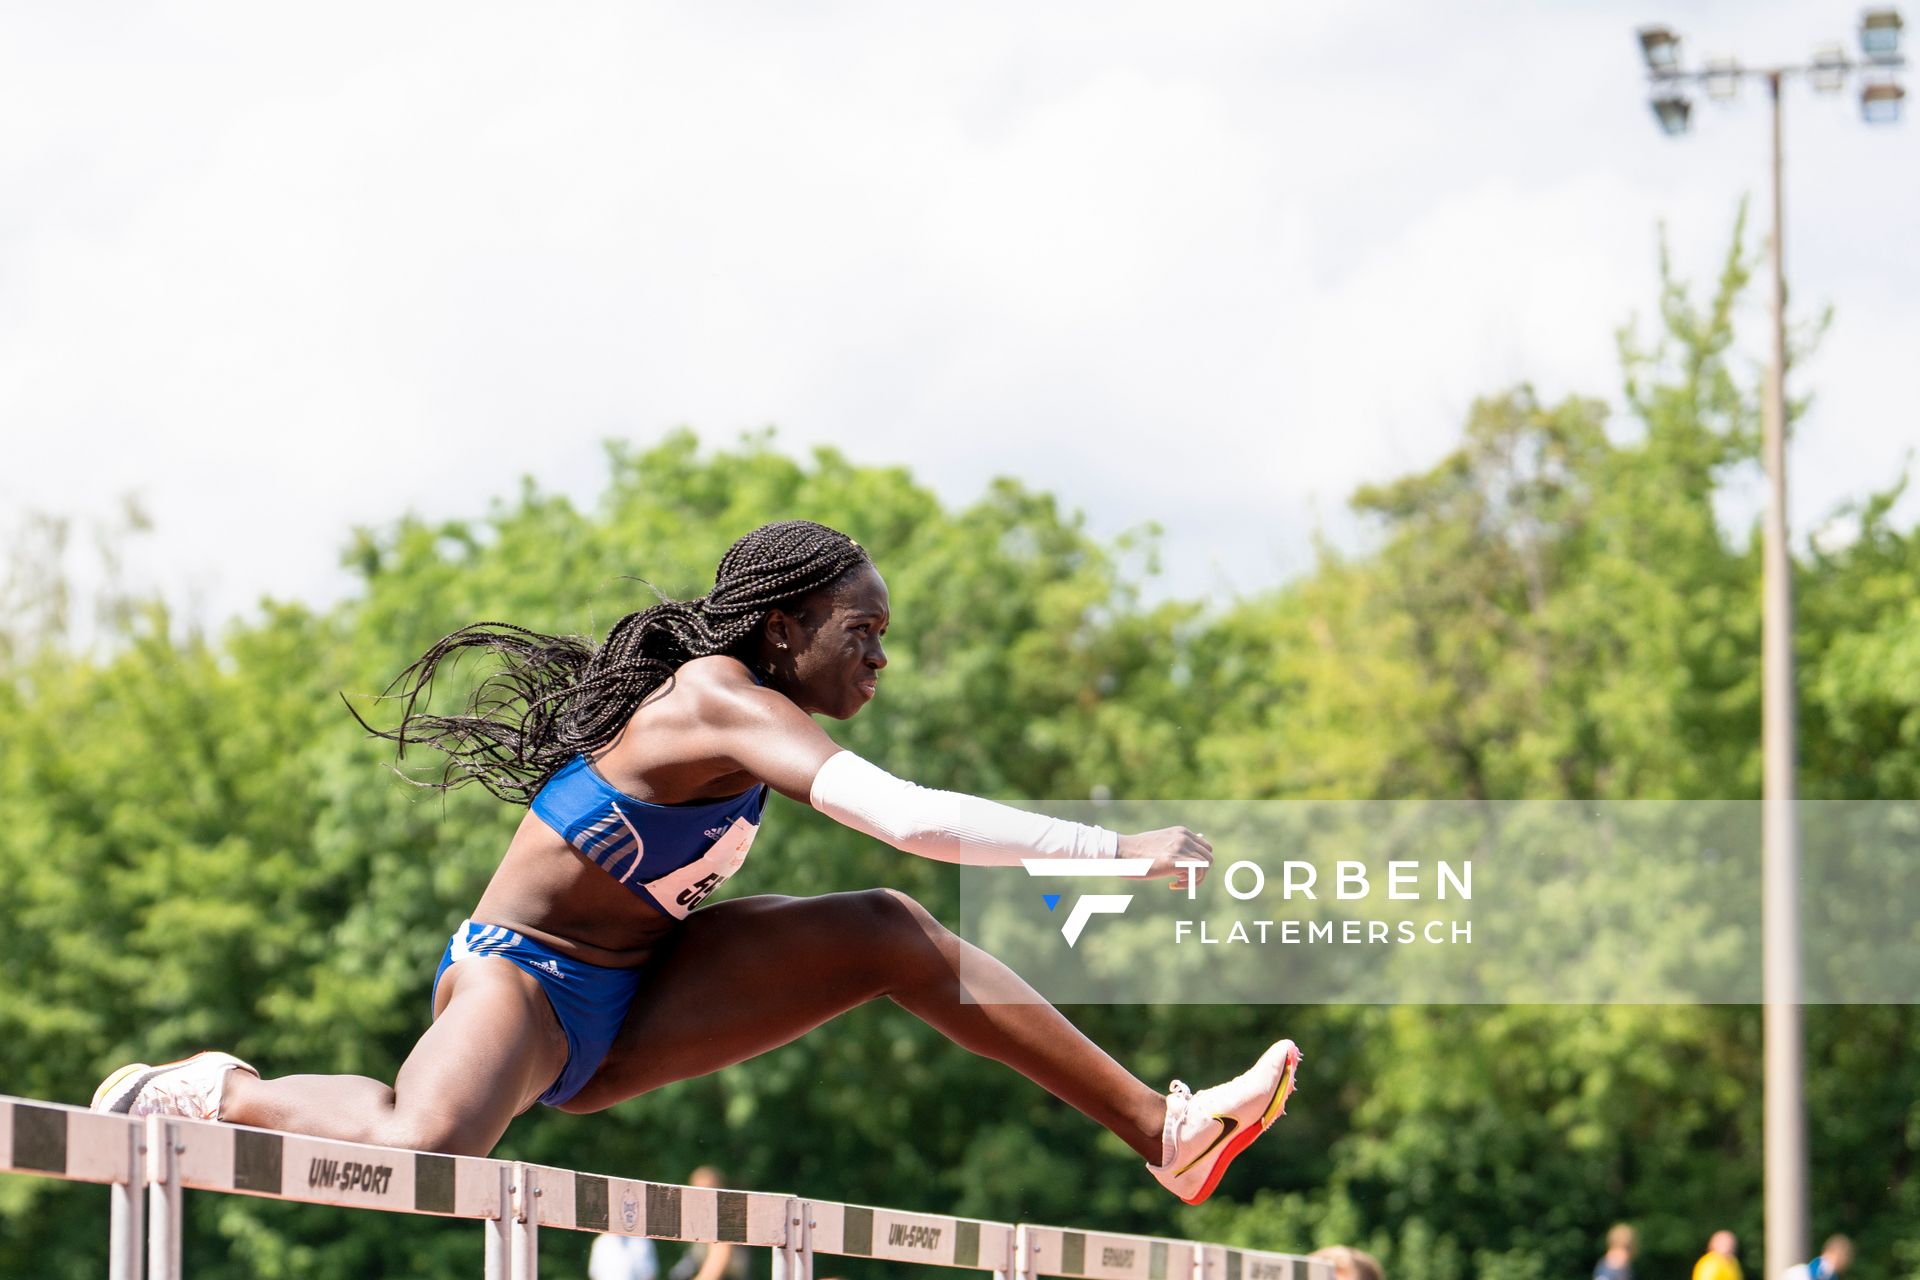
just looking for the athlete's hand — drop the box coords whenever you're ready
[1116,827,1213,891]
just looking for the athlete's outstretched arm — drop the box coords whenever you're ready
[694,660,1212,885]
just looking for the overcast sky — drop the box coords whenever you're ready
[3,0,1915,626]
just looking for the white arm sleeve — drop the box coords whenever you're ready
[808,750,1118,865]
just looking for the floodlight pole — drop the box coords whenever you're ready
[1650,58,1808,1280]
[1641,20,1908,1266]
[1758,67,1809,1280]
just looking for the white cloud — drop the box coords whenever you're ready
[2,0,1913,622]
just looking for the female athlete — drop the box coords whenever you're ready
[92,520,1298,1205]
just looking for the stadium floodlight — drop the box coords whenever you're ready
[1811,44,1850,92]
[1639,26,1683,72]
[1651,92,1693,134]
[1706,57,1744,100]
[1862,79,1907,120]
[1861,9,1904,58]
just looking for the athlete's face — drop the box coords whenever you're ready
[762,562,890,719]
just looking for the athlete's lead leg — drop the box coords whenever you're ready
[558,890,1169,1163]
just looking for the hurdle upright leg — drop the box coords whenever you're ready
[774,1196,800,1280]
[144,1117,181,1280]
[484,1163,512,1280]
[109,1115,145,1280]
[509,1162,539,1280]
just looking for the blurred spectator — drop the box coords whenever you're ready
[1783,1235,1853,1280]
[1594,1224,1636,1280]
[590,1232,659,1280]
[1309,1245,1384,1280]
[1693,1231,1743,1280]
[668,1167,753,1280]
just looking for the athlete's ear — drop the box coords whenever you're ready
[761,607,803,656]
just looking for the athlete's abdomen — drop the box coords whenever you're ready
[470,811,679,968]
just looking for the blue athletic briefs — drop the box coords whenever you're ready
[432,920,644,1107]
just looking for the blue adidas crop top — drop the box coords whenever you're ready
[531,754,768,919]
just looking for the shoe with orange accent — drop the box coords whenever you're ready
[90,1051,255,1120]
[1147,1039,1301,1205]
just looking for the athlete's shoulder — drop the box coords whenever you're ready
[669,655,778,724]
[673,654,760,694]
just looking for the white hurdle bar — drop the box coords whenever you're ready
[2,1094,1328,1280]
[805,1196,1017,1278]
[1015,1225,1336,1280]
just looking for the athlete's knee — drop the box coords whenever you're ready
[851,887,955,973]
[855,885,938,932]
[378,1105,499,1157]
[363,1082,509,1156]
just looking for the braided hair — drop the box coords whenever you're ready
[354,519,871,804]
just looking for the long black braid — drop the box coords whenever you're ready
[351,519,870,804]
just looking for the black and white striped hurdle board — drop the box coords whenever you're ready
[1022,1224,1200,1280]
[1197,1243,1335,1280]
[810,1199,1016,1270]
[167,1115,508,1219]
[518,1161,791,1245]
[0,1096,140,1185]
[1020,1227,1335,1280]
[3,1093,1333,1280]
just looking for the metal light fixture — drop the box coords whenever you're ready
[1651,92,1693,133]
[1811,44,1850,92]
[1861,8,1905,58]
[1862,79,1908,120]
[1706,56,1744,100]
[1639,25,1683,71]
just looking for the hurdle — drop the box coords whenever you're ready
[1,1094,1333,1280]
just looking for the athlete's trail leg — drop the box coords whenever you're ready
[560,890,1167,1162]
[220,958,569,1156]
